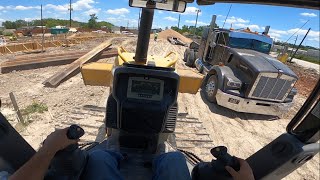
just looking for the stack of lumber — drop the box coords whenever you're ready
[43,40,113,87]
[0,49,117,73]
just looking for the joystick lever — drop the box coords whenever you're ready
[191,146,240,180]
[210,146,240,172]
[67,124,85,140]
[46,125,86,179]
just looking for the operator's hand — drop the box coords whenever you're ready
[42,128,79,154]
[225,157,255,180]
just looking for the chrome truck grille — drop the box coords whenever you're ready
[248,73,296,102]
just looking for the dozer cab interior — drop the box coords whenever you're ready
[0,0,319,180]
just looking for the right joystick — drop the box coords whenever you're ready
[191,146,240,180]
[67,124,85,140]
[211,146,240,172]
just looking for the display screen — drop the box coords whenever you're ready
[127,77,164,101]
[131,80,161,95]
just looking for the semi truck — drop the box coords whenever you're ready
[184,16,298,116]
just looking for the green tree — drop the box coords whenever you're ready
[3,21,17,29]
[171,26,180,32]
[97,21,113,29]
[88,14,98,29]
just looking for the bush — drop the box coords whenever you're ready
[294,54,320,65]
[2,31,14,36]
[22,102,48,115]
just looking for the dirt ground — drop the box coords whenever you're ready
[0,37,319,180]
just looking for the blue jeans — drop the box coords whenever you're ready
[81,150,191,180]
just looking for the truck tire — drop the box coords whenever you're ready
[186,49,195,67]
[204,74,218,103]
[183,48,190,62]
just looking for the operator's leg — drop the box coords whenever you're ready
[153,151,191,180]
[81,150,124,180]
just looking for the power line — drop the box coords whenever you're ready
[284,20,309,43]
[222,4,232,29]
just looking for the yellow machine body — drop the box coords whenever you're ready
[81,47,204,94]
[277,53,289,63]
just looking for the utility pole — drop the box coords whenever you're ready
[178,14,181,28]
[289,28,311,62]
[69,0,72,27]
[138,8,141,30]
[127,21,129,30]
[194,9,201,36]
[41,4,44,52]
[289,35,298,58]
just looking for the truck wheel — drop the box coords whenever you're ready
[183,48,190,62]
[186,49,195,67]
[205,75,218,103]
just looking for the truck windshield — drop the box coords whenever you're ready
[229,37,271,54]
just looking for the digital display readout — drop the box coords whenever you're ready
[127,77,164,101]
[131,80,161,95]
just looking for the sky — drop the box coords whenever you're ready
[0,0,319,47]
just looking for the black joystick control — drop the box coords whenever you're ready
[46,125,86,179]
[191,146,240,180]
[67,124,85,140]
[211,146,240,172]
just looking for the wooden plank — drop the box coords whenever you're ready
[5,46,13,53]
[43,40,113,87]
[22,44,29,51]
[9,92,24,123]
[1,50,117,73]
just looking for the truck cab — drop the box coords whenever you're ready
[185,16,298,116]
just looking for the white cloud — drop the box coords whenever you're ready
[84,8,101,15]
[269,29,287,35]
[73,16,82,22]
[44,0,96,13]
[225,16,249,24]
[164,16,178,22]
[24,17,38,21]
[269,32,282,39]
[0,18,4,22]
[15,5,40,10]
[72,0,95,10]
[183,7,201,15]
[268,28,320,43]
[300,12,317,17]
[106,17,138,27]
[233,23,260,30]
[45,4,68,12]
[185,20,209,26]
[287,28,320,38]
[308,37,319,42]
[106,8,130,15]
[0,6,4,10]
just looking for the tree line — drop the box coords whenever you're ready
[2,14,113,29]
[171,23,218,36]
[273,41,319,51]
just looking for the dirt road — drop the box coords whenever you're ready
[0,38,319,179]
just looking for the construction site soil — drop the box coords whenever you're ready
[0,36,319,180]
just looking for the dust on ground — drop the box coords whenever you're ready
[0,37,319,180]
